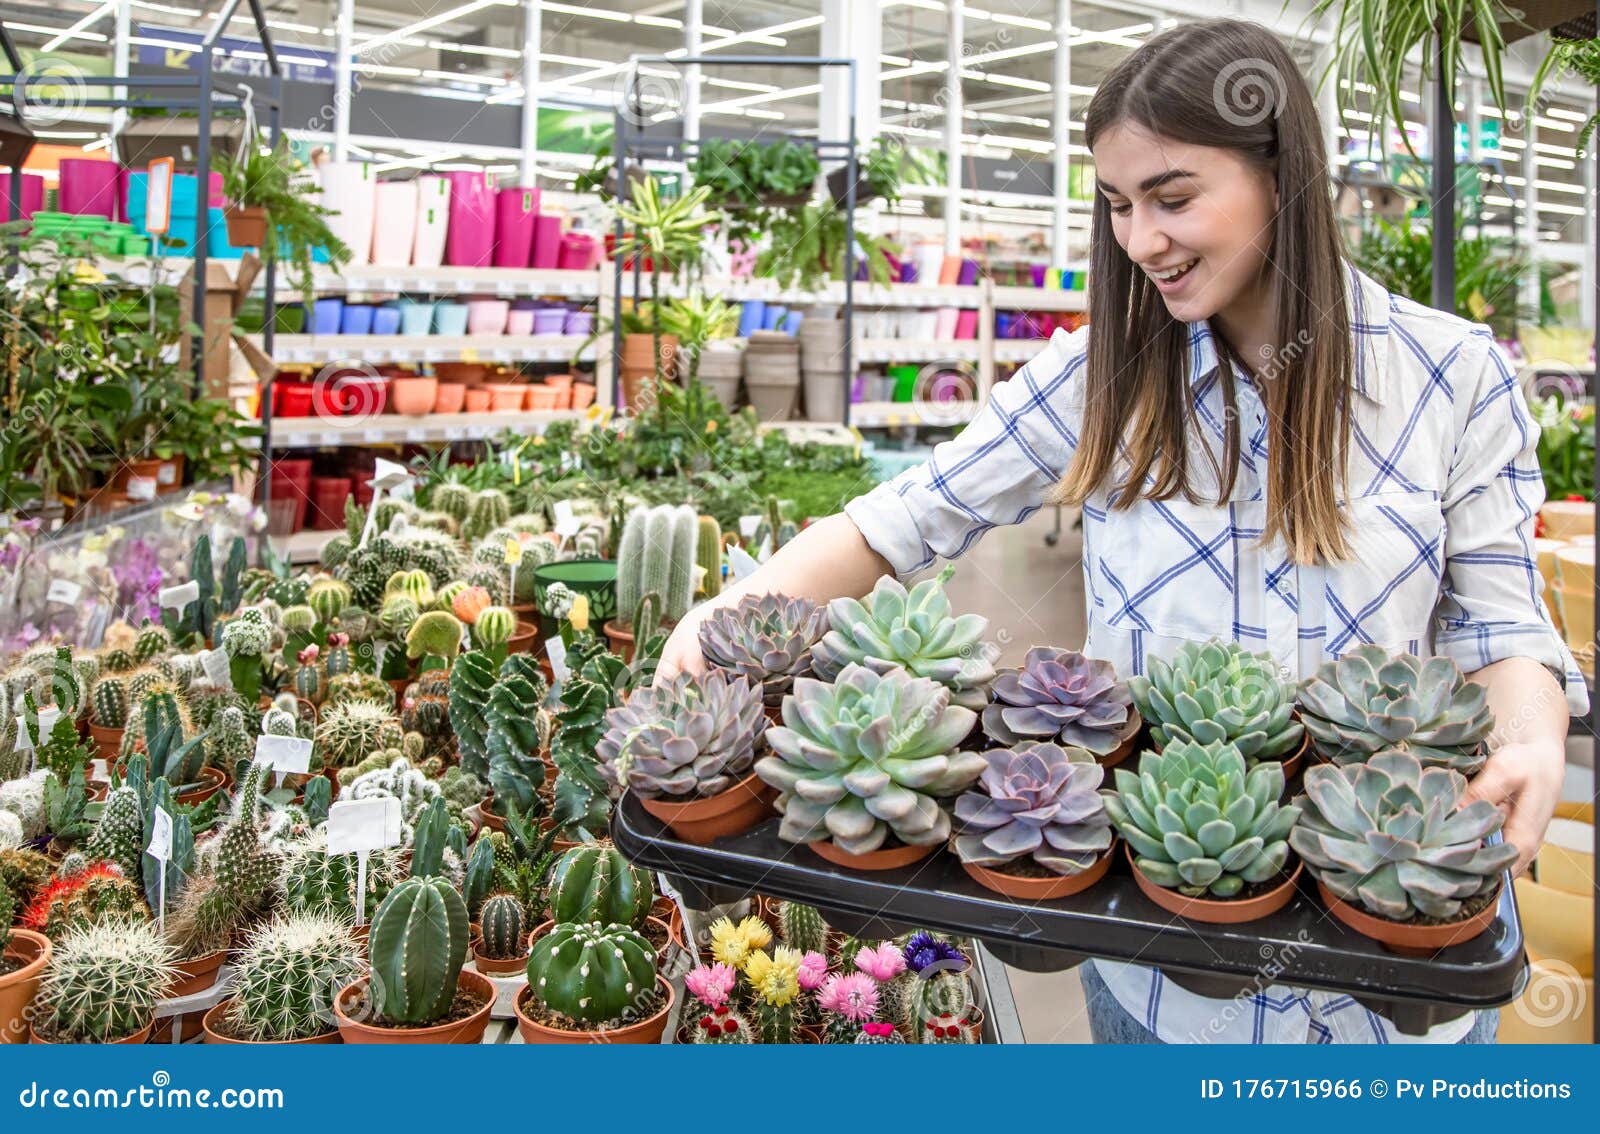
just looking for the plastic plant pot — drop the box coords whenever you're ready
[434,302,469,336]
[390,377,438,416]
[309,477,352,530]
[493,186,540,267]
[320,160,376,267]
[370,180,418,266]
[340,305,376,336]
[563,310,593,336]
[531,307,567,336]
[761,305,788,331]
[0,172,44,219]
[486,384,524,411]
[312,298,344,335]
[466,299,510,335]
[532,559,618,638]
[398,300,435,336]
[433,382,466,414]
[411,175,451,268]
[444,170,496,267]
[556,232,595,270]
[371,305,402,336]
[570,382,595,410]
[57,159,119,219]
[464,388,492,413]
[526,385,559,411]
[506,308,534,336]
[737,301,766,337]
[276,383,315,417]
[530,215,561,269]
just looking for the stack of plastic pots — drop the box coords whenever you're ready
[371,180,418,266]
[56,159,121,219]
[412,175,452,267]
[797,314,847,422]
[268,457,312,534]
[494,186,540,267]
[321,161,376,267]
[444,171,495,267]
[743,331,801,422]
[0,172,44,219]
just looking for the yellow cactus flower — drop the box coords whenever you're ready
[709,917,753,967]
[736,916,772,950]
[744,948,801,1007]
[569,593,589,632]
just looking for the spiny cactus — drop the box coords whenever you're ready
[691,1004,752,1043]
[280,843,356,919]
[616,504,699,626]
[23,864,147,941]
[139,689,209,785]
[369,876,470,1025]
[316,700,405,769]
[432,483,472,523]
[473,607,516,651]
[224,912,366,1042]
[464,488,512,542]
[696,515,723,599]
[84,786,145,882]
[477,893,526,960]
[282,605,317,636]
[206,706,254,772]
[306,579,353,627]
[920,1013,979,1043]
[854,1022,906,1044]
[778,901,827,955]
[526,921,658,1027]
[326,671,393,709]
[34,920,177,1043]
[546,845,653,929]
[90,675,129,729]
[0,847,52,909]
[134,624,172,662]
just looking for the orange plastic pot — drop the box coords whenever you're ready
[513,976,673,1045]
[1128,846,1302,924]
[333,970,494,1045]
[962,843,1115,901]
[201,999,341,1044]
[638,773,774,846]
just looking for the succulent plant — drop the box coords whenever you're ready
[1289,751,1516,920]
[431,483,472,523]
[1295,646,1493,774]
[699,593,829,708]
[34,919,177,1043]
[369,876,470,1025]
[406,611,465,663]
[0,847,52,909]
[952,742,1113,874]
[1103,740,1300,898]
[597,669,764,800]
[280,840,357,919]
[546,845,653,929]
[206,705,254,772]
[224,912,366,1042]
[1128,640,1303,762]
[984,647,1138,756]
[615,504,699,626]
[464,489,512,542]
[316,700,405,769]
[854,1022,906,1044]
[379,593,421,638]
[811,568,996,710]
[477,893,526,960]
[778,900,826,954]
[166,762,280,957]
[306,578,353,626]
[281,605,317,635]
[691,1004,753,1043]
[326,671,394,709]
[220,607,273,658]
[756,664,985,854]
[526,921,658,1027]
[134,624,172,663]
[84,786,145,881]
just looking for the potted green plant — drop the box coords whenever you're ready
[698,591,829,720]
[213,135,351,304]
[827,136,920,207]
[515,920,672,1044]
[1349,213,1525,339]
[203,912,366,1044]
[30,920,177,1044]
[0,886,51,1045]
[983,646,1142,765]
[757,203,899,292]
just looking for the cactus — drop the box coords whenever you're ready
[854,1022,906,1044]
[220,536,247,615]
[778,901,826,955]
[326,671,392,709]
[0,847,52,909]
[224,912,365,1042]
[616,505,698,627]
[473,607,516,652]
[920,1014,979,1043]
[462,837,495,918]
[316,700,405,769]
[134,624,171,662]
[281,605,317,636]
[485,669,549,819]
[386,569,435,608]
[477,893,527,960]
[526,921,657,1027]
[464,489,511,542]
[448,652,498,783]
[405,611,465,665]
[432,483,472,524]
[84,787,144,882]
[281,844,357,919]
[34,920,177,1043]
[546,845,653,929]
[23,863,148,941]
[369,876,470,1025]
[100,647,138,674]
[166,763,279,957]
[139,689,210,785]
[400,692,453,760]
[322,638,353,677]
[294,659,329,705]
[696,515,723,598]
[691,1005,753,1043]
[307,579,353,627]
[90,675,129,729]
[408,796,450,879]
[901,968,973,1036]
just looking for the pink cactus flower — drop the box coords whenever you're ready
[818,973,880,1022]
[853,943,906,983]
[797,951,828,991]
[685,962,738,1008]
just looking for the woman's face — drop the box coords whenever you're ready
[1092,121,1278,325]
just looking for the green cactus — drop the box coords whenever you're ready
[778,901,826,955]
[525,922,657,1027]
[100,647,138,674]
[369,876,470,1026]
[405,611,464,666]
[477,893,527,960]
[134,624,171,662]
[920,1014,979,1043]
[696,514,723,598]
[139,689,209,786]
[315,700,405,769]
[307,579,353,627]
[753,999,799,1043]
[408,797,451,879]
[400,692,452,760]
[485,671,549,819]
[34,920,177,1043]
[901,969,974,1036]
[464,489,511,542]
[281,844,357,919]
[546,845,653,929]
[616,505,698,628]
[448,651,498,782]
[220,536,247,615]
[462,837,495,918]
[294,660,329,705]
[225,912,365,1041]
[432,483,472,523]
[90,675,129,729]
[205,706,253,772]
[0,848,52,910]
[282,605,317,636]
[473,607,516,652]
[84,787,144,881]
[326,671,389,709]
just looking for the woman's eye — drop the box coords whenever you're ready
[1107,202,1132,216]
[1160,198,1191,212]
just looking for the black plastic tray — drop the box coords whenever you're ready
[612,793,1528,1036]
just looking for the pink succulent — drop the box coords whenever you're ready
[797,951,828,991]
[685,962,738,1008]
[818,973,880,1022]
[853,943,906,983]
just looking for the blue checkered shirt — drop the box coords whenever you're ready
[844,266,1588,1043]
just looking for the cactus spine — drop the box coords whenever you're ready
[226,913,365,1042]
[616,505,698,627]
[692,1005,752,1044]
[84,787,144,882]
[34,920,177,1043]
[368,876,470,1025]
[90,675,129,728]
[777,901,826,955]
[477,893,526,960]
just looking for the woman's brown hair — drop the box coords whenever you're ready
[1052,18,1354,565]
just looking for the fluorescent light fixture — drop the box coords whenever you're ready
[743,108,787,120]
[358,1,512,55]
[421,70,509,86]
[430,41,524,60]
[42,1,112,52]
[131,2,202,15]
[3,20,107,44]
[542,2,631,22]
[635,15,683,29]
[704,77,780,94]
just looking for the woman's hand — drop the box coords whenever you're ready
[654,604,712,684]
[1463,739,1567,876]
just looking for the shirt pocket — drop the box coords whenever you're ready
[1086,496,1240,641]
[1321,493,1446,655]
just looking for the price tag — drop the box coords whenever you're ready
[89,758,109,781]
[460,348,479,363]
[158,580,200,610]
[371,457,411,492]
[456,279,474,292]
[728,545,761,582]
[148,807,173,863]
[738,515,762,539]
[156,463,177,486]
[362,428,384,444]
[327,797,402,856]
[491,348,513,362]
[545,637,569,684]
[391,349,412,363]
[254,734,313,775]
[199,648,232,689]
[446,425,468,441]
[382,277,402,291]
[317,432,339,447]
[46,579,82,605]
[552,500,576,528]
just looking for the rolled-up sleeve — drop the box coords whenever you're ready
[1433,331,1590,718]
[842,326,1089,578]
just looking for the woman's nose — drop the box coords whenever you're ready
[1125,208,1169,266]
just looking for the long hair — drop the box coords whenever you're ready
[1052,18,1354,565]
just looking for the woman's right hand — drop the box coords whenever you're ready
[654,605,712,683]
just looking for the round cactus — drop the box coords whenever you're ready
[294,660,329,705]
[547,845,653,929]
[473,606,516,649]
[280,845,355,919]
[464,489,511,541]
[477,893,526,960]
[282,605,317,635]
[405,611,464,661]
[34,920,177,1043]
[306,578,352,626]
[451,585,493,625]
[526,922,657,1026]
[226,913,365,1042]
[431,483,472,523]
[385,569,435,608]
[315,700,406,768]
[133,624,171,662]
[692,1005,752,1044]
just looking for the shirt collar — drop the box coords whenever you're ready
[1183,263,1390,406]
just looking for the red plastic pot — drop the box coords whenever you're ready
[269,458,313,532]
[310,476,352,530]
[276,382,315,417]
[311,381,347,419]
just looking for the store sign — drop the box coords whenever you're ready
[135,23,338,85]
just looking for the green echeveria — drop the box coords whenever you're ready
[1295,646,1492,774]
[1127,639,1303,761]
[755,663,984,854]
[811,568,996,711]
[1102,739,1300,898]
[1289,751,1515,921]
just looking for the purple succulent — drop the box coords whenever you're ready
[982,646,1136,756]
[902,932,968,975]
[953,742,1113,875]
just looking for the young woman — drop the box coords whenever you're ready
[659,18,1586,1044]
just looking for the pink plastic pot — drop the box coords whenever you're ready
[506,308,534,336]
[57,159,120,219]
[0,172,44,219]
[310,477,352,531]
[444,171,496,267]
[530,215,561,269]
[493,186,540,268]
[556,232,596,271]
[466,299,510,335]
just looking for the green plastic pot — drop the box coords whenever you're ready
[531,559,618,641]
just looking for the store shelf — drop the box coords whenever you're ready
[991,285,1086,312]
[993,339,1053,364]
[849,400,980,428]
[269,529,339,565]
[253,334,594,365]
[269,409,583,448]
[319,265,601,298]
[856,339,982,363]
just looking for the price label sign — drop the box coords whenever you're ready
[371,457,411,492]
[327,797,402,856]
[198,648,232,689]
[728,544,762,582]
[127,477,158,502]
[254,734,313,775]
[144,157,174,235]
[545,637,570,684]
[158,580,200,610]
[46,579,83,605]
[148,807,174,863]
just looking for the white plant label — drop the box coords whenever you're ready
[158,580,200,610]
[545,637,569,684]
[148,807,174,863]
[89,758,109,781]
[327,797,402,856]
[728,545,761,582]
[199,648,232,689]
[12,707,58,752]
[126,477,158,501]
[156,463,177,486]
[254,734,312,775]
[552,500,576,528]
[370,457,411,492]
[46,579,82,605]
[738,515,762,539]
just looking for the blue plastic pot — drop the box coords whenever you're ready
[398,300,436,336]
[371,304,402,335]
[340,305,375,335]
[737,300,766,337]
[434,302,469,336]
[313,298,344,335]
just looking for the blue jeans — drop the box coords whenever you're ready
[1080,961,1498,1044]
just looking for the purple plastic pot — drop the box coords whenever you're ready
[444,170,496,267]
[493,186,540,268]
[313,298,344,335]
[563,310,594,336]
[0,172,44,219]
[530,214,561,269]
[1030,263,1047,288]
[57,159,121,219]
[531,307,567,335]
[957,259,980,286]
[341,305,375,335]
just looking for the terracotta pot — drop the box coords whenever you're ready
[464,388,493,412]
[0,929,50,1045]
[526,385,560,412]
[638,773,775,846]
[387,677,411,704]
[173,765,228,807]
[169,949,228,997]
[808,837,938,872]
[433,382,466,414]
[471,932,533,977]
[1273,730,1310,781]
[620,367,653,413]
[31,1019,153,1045]
[485,383,525,412]
[109,456,165,493]
[962,843,1115,901]
[1128,846,1302,924]
[513,975,674,1045]
[201,999,341,1045]
[224,204,269,247]
[1098,709,1143,768]
[390,376,438,416]
[333,969,495,1044]
[87,779,110,802]
[1317,879,1501,956]
[506,619,538,655]
[477,796,507,833]
[602,618,635,662]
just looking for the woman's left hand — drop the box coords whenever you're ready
[1463,740,1567,876]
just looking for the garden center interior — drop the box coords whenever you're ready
[0,0,1595,1046]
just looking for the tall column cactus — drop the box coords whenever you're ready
[696,515,723,599]
[616,505,699,628]
[368,876,470,1025]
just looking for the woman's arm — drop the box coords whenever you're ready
[1465,656,1569,875]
